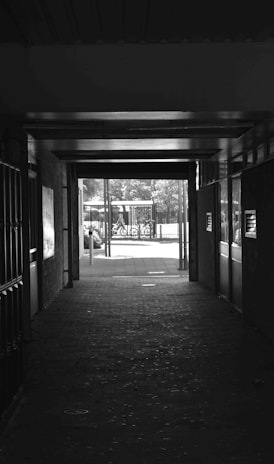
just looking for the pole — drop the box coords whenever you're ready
[89,229,93,265]
[183,180,188,270]
[104,179,108,257]
[107,179,111,257]
[178,179,183,270]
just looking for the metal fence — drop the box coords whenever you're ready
[0,161,24,419]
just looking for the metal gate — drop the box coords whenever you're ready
[0,161,24,418]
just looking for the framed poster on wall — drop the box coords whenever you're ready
[42,186,55,259]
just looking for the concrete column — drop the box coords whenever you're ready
[188,162,198,281]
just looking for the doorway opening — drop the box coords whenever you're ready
[78,178,189,279]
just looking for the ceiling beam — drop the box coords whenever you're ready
[53,148,214,162]
[75,161,191,179]
[25,121,254,130]
[35,137,225,151]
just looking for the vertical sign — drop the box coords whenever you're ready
[42,186,55,259]
[206,212,213,232]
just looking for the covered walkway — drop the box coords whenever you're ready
[1,249,274,463]
[2,5,274,462]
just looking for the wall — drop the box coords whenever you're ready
[40,150,66,308]
[242,159,274,340]
[197,184,217,292]
[2,43,274,113]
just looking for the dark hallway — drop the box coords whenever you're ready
[2,3,274,462]
[1,272,274,463]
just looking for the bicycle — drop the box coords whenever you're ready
[142,219,155,236]
[111,223,127,236]
[129,219,155,238]
[128,224,139,237]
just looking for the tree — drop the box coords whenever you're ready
[152,180,178,222]
[108,179,126,200]
[109,179,151,201]
[83,179,103,201]
[82,178,180,223]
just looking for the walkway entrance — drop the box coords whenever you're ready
[78,177,189,278]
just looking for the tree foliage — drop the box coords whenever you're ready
[82,178,179,221]
[110,179,151,201]
[152,180,178,211]
[152,180,178,221]
[83,179,103,202]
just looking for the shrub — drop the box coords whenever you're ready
[84,229,102,249]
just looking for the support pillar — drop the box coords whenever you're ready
[188,162,198,281]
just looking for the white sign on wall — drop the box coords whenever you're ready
[206,212,213,232]
[42,186,55,259]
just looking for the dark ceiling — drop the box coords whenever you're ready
[26,111,272,166]
[2,1,274,170]
[1,0,274,46]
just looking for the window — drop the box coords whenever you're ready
[219,179,228,243]
[231,153,243,175]
[256,144,265,163]
[232,177,241,246]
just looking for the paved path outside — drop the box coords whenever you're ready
[80,239,188,278]
[1,244,274,463]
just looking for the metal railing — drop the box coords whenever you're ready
[0,162,24,419]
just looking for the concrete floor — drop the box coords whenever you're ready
[1,241,274,463]
[80,239,188,278]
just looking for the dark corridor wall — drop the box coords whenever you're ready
[197,184,217,292]
[41,152,66,309]
[242,159,274,340]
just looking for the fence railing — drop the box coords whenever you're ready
[83,221,189,240]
